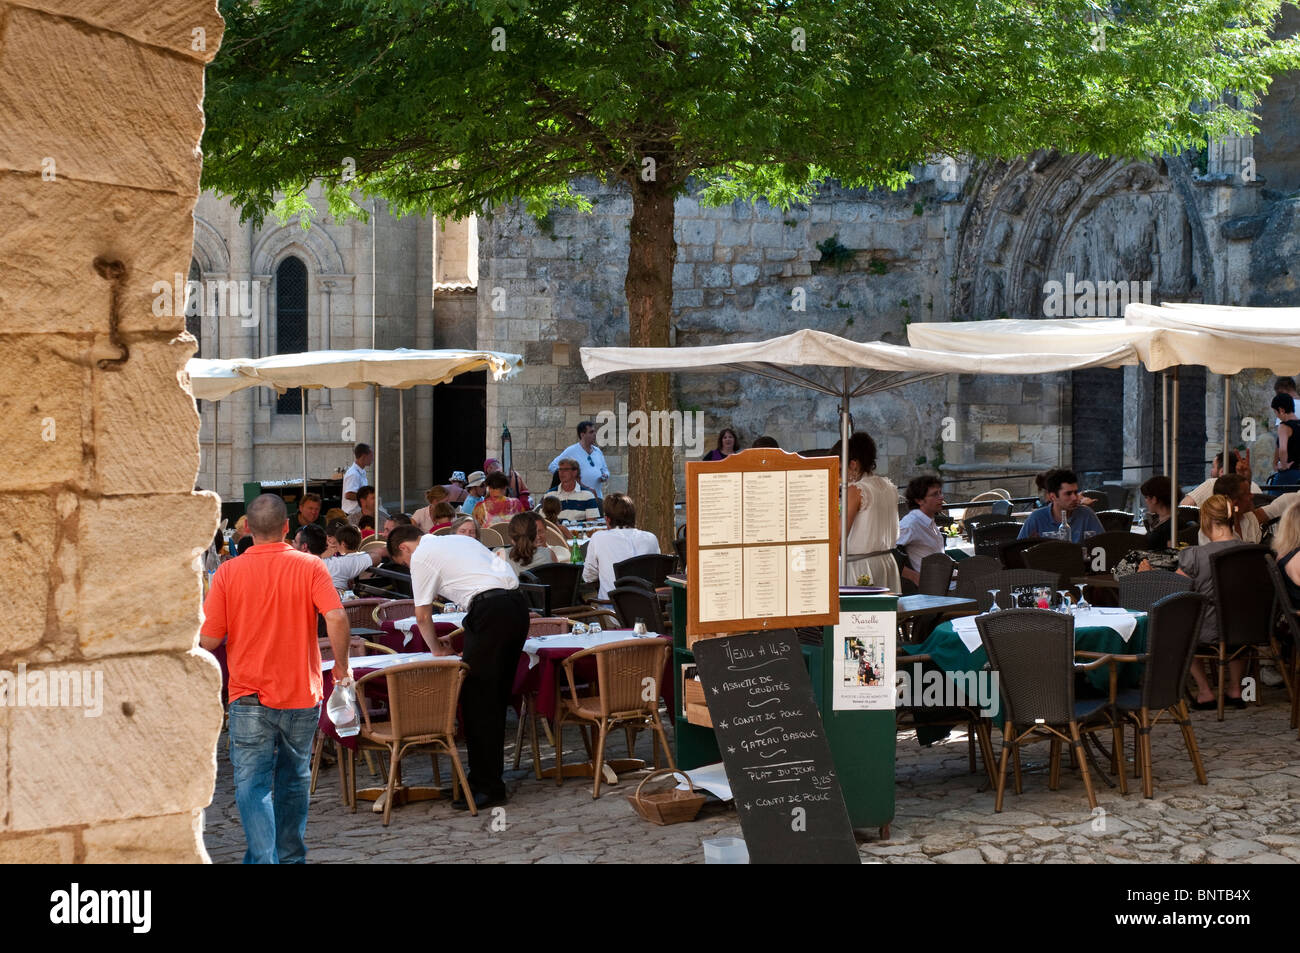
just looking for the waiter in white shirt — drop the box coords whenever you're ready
[342,443,374,518]
[386,525,530,811]
[549,421,609,497]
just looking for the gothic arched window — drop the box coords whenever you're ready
[275,256,308,414]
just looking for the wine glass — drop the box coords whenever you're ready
[1074,584,1091,612]
[986,589,1001,613]
[1057,589,1073,614]
[1034,586,1051,610]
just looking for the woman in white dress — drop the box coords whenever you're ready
[838,431,901,591]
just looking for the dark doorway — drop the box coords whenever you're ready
[1072,367,1125,483]
[1150,366,1208,491]
[432,370,486,482]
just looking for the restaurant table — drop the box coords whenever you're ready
[896,594,978,623]
[378,613,467,651]
[511,629,673,783]
[900,607,1149,721]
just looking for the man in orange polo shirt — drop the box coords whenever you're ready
[201,494,351,864]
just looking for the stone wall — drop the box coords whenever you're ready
[0,0,223,862]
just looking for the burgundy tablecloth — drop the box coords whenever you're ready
[377,619,461,653]
[511,637,673,721]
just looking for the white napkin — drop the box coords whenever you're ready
[949,609,1144,653]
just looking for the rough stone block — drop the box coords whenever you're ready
[0,832,75,863]
[0,175,198,335]
[98,338,201,494]
[579,390,616,415]
[677,219,715,245]
[733,264,759,286]
[81,812,206,863]
[698,266,731,288]
[0,9,204,193]
[751,223,783,246]
[718,222,751,245]
[681,244,714,263]
[0,493,58,655]
[9,0,225,62]
[0,334,88,491]
[531,237,569,259]
[491,258,528,279]
[7,652,222,831]
[77,493,216,657]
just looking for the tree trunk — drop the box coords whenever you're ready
[625,174,677,552]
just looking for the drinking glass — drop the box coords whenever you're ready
[986,589,1001,613]
[589,622,602,635]
[1074,584,1091,612]
[1057,590,1073,614]
[1034,586,1051,610]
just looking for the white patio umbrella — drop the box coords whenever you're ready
[184,357,263,494]
[582,328,1138,583]
[185,348,523,512]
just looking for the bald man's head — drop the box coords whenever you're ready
[246,494,289,541]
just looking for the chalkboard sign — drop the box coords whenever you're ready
[693,631,860,864]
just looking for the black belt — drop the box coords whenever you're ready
[467,587,515,612]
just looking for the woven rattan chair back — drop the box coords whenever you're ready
[360,538,387,554]
[1210,545,1274,647]
[998,538,1041,569]
[971,521,1021,559]
[917,552,956,596]
[1022,539,1088,587]
[954,555,1001,597]
[373,598,416,625]
[973,569,1061,610]
[581,639,671,716]
[529,616,572,637]
[1082,489,1110,510]
[527,562,585,607]
[342,598,387,629]
[964,512,1014,536]
[1141,592,1208,712]
[478,525,505,547]
[610,586,666,631]
[1083,531,1147,574]
[1117,570,1191,612]
[977,609,1076,726]
[612,554,676,590]
[1096,510,1134,533]
[379,661,466,739]
[541,521,568,548]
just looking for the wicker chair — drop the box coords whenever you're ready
[541,520,569,548]
[954,554,1001,589]
[1263,558,1300,732]
[310,637,396,801]
[525,562,587,614]
[960,568,1061,611]
[1096,510,1136,533]
[512,617,574,777]
[613,553,677,590]
[917,552,956,596]
[478,525,505,548]
[1083,531,1147,575]
[342,598,388,631]
[963,512,1016,538]
[998,538,1042,570]
[1105,592,1209,798]
[1082,488,1110,510]
[609,585,668,632]
[1022,539,1088,590]
[1196,545,1289,721]
[555,639,674,798]
[348,660,472,824]
[971,521,1021,559]
[977,609,1122,810]
[1117,570,1191,612]
[372,598,416,626]
[360,537,388,554]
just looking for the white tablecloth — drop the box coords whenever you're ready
[320,651,449,674]
[951,607,1145,653]
[521,629,663,669]
[392,612,467,647]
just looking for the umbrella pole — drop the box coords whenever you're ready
[1223,375,1232,485]
[373,383,382,517]
[1171,368,1180,549]
[301,393,307,498]
[840,370,850,587]
[1161,372,1169,475]
[399,389,406,513]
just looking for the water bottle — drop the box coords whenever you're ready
[1057,511,1072,541]
[570,539,582,564]
[326,677,360,738]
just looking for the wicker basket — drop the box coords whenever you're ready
[627,769,707,826]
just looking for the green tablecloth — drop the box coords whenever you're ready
[900,611,1148,721]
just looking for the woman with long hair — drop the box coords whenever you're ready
[1179,495,1249,709]
[836,431,900,592]
[703,428,741,461]
[1271,500,1300,608]
[498,512,556,575]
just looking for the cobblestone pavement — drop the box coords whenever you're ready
[203,686,1300,863]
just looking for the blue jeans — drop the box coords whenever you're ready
[227,695,320,864]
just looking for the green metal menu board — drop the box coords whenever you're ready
[822,593,897,835]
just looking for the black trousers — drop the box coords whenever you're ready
[460,588,531,797]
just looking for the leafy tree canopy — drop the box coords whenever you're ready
[203,0,1300,225]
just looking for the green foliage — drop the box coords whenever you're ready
[816,234,853,268]
[913,201,925,217]
[202,0,1300,228]
[868,258,888,276]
